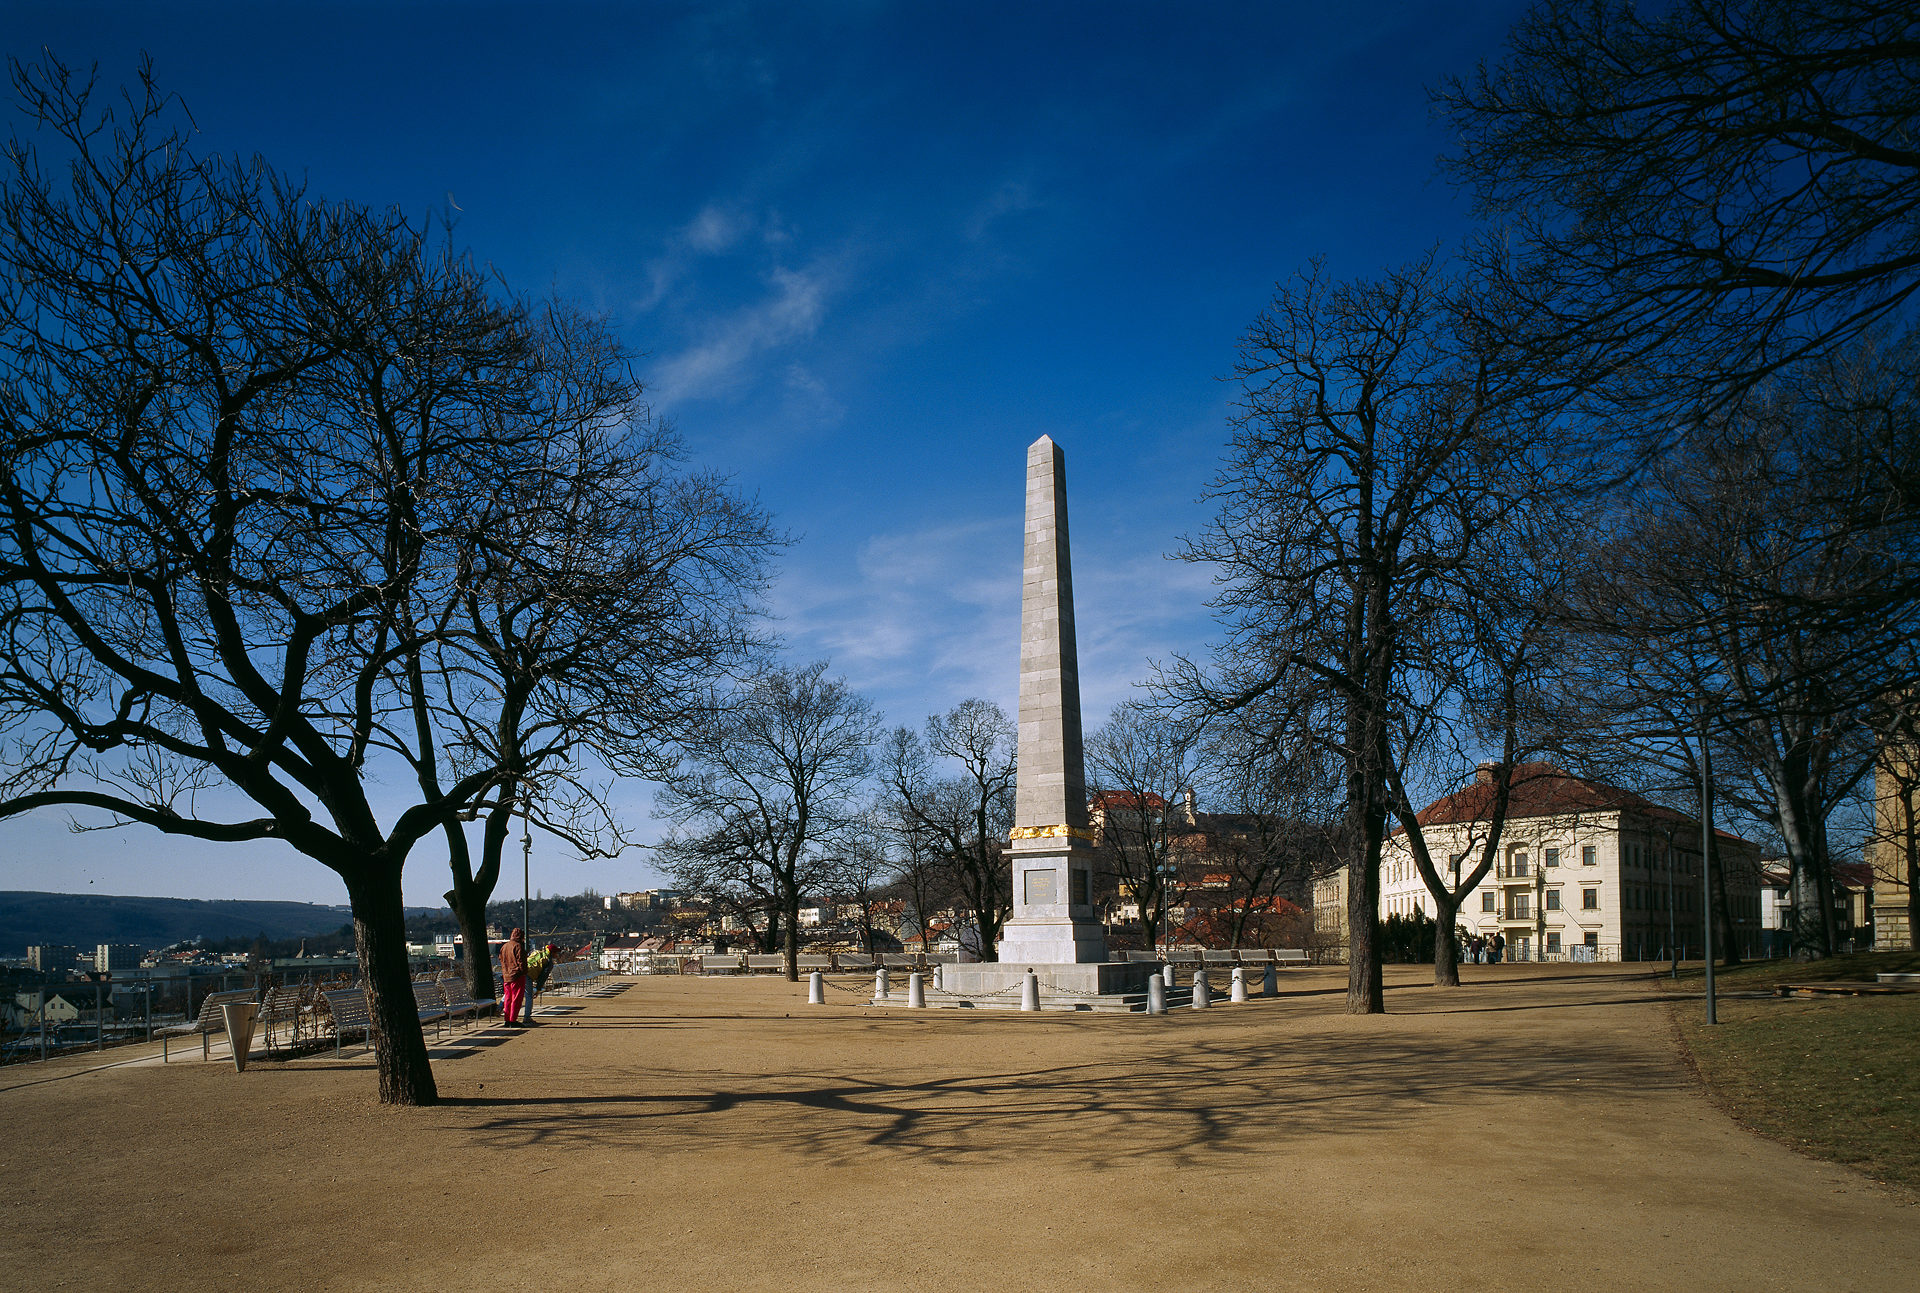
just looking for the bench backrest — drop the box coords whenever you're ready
[321,988,371,1035]
[1201,950,1238,964]
[835,954,875,971]
[1274,948,1309,963]
[796,954,832,970]
[880,953,918,969]
[189,988,257,1032]
[701,954,743,973]
[1235,949,1275,965]
[745,954,785,972]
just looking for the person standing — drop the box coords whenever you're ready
[499,928,528,1028]
[1491,931,1507,964]
[524,942,553,1025]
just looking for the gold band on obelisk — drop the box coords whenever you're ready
[1009,824,1096,842]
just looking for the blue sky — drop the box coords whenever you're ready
[1,1,1530,906]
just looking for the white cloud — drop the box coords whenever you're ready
[648,260,840,407]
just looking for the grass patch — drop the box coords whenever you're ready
[1666,958,1920,1192]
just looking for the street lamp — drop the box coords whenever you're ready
[1697,708,1718,1026]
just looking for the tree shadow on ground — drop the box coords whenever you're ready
[434,998,1684,1171]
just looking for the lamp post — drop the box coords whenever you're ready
[1661,823,1678,979]
[1698,709,1718,1026]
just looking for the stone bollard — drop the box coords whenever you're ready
[908,972,926,1009]
[1192,968,1211,1010]
[1163,962,1176,989]
[874,967,890,1004]
[1263,963,1278,997]
[1231,966,1248,1002]
[808,971,825,1005]
[1146,975,1166,1015]
[1020,970,1040,1011]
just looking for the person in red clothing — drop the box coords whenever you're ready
[499,928,528,1028]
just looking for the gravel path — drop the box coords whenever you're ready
[4,963,1913,1291]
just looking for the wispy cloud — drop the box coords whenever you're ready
[648,257,844,407]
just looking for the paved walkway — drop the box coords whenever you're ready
[3,964,1914,1291]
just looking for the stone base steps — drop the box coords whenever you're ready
[870,985,1199,1014]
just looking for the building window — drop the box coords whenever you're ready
[1582,845,1597,866]
[1544,847,1560,868]
[1482,892,1496,912]
[1584,932,1599,949]
[1546,890,1561,910]
[1582,888,1599,910]
[1547,932,1562,953]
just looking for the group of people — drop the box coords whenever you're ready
[497,927,565,1027]
[1465,932,1508,964]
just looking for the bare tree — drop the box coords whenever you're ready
[1190,718,1341,949]
[655,662,878,980]
[1171,255,1562,1012]
[402,305,775,1000]
[1439,0,1920,628]
[0,59,569,1103]
[1085,703,1198,954]
[880,699,1016,960]
[1866,688,1920,948]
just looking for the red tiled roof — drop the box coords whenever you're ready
[1092,790,1168,811]
[1410,763,1752,845]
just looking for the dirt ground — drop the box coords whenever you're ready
[3,963,1915,1293]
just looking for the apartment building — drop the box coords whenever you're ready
[1315,764,1764,961]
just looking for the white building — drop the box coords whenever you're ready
[1316,764,1764,961]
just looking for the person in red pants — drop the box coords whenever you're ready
[499,928,528,1028]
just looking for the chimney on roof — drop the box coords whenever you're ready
[1476,761,1500,784]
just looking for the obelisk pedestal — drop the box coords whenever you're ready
[942,435,1153,1001]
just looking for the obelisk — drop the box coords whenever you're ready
[997,435,1108,966]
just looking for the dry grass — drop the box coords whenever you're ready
[1667,951,1920,1191]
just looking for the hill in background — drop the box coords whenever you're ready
[0,891,446,956]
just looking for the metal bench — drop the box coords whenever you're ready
[159,988,257,1062]
[435,975,493,1026]
[701,953,745,975]
[1167,950,1203,970]
[796,954,833,974]
[1200,950,1239,970]
[1274,948,1310,965]
[318,987,372,1057]
[1123,951,1164,963]
[1236,949,1276,966]
[744,954,786,974]
[412,979,451,1037]
[258,982,320,1056]
[880,953,919,970]
[834,953,875,972]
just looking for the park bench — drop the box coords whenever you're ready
[159,988,258,1062]
[701,954,745,975]
[258,982,320,1055]
[1274,949,1310,966]
[1166,950,1202,971]
[834,953,875,972]
[1235,949,1275,967]
[745,954,785,974]
[318,987,372,1057]
[412,979,451,1037]
[1201,950,1239,970]
[796,954,833,974]
[926,952,957,966]
[548,959,602,992]
[880,953,920,970]
[1775,982,1920,998]
[1123,951,1163,963]
[435,975,493,1026]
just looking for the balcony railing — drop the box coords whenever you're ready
[1499,861,1531,880]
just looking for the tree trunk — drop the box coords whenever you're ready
[347,866,437,1106]
[1432,894,1460,986]
[444,875,497,1001]
[1708,832,1741,967]
[783,891,800,982]
[1345,851,1383,1012]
